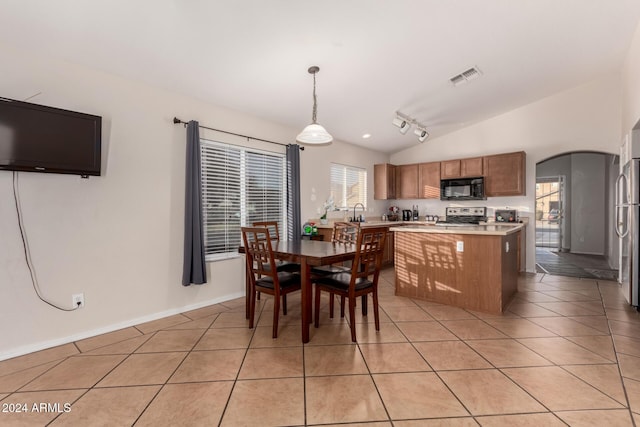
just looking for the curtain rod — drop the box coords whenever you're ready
[173,117,304,150]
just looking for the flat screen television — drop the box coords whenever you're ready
[0,97,102,177]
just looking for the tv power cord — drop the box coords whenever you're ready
[12,171,80,312]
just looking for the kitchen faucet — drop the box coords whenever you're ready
[353,203,365,222]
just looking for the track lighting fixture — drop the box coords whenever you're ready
[392,117,411,134]
[393,112,429,143]
[414,127,429,143]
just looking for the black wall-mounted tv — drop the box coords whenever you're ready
[0,97,102,177]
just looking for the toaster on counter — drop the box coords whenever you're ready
[495,209,517,223]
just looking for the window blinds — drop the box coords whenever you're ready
[329,163,367,209]
[201,140,285,258]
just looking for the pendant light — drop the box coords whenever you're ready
[296,66,333,144]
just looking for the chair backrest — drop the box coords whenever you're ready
[252,221,281,241]
[332,221,360,244]
[242,227,278,283]
[351,226,387,285]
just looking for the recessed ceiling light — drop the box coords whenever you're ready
[362,133,371,139]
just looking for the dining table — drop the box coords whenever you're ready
[240,239,357,343]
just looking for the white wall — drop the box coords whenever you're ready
[0,44,389,360]
[390,74,623,272]
[570,153,606,255]
[623,21,640,133]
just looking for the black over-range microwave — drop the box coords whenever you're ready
[440,177,486,200]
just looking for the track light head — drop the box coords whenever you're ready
[392,117,411,134]
[414,127,429,142]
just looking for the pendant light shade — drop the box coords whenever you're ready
[296,66,333,145]
[296,123,333,144]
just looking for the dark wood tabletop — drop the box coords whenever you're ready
[269,240,357,265]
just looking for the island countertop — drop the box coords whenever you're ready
[389,223,524,236]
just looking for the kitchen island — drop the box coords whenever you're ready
[390,223,524,314]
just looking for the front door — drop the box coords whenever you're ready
[536,176,564,250]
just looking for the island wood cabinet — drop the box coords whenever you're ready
[394,230,519,314]
[374,163,396,200]
[418,161,441,199]
[396,164,419,199]
[483,151,526,196]
[440,156,483,179]
[382,229,394,266]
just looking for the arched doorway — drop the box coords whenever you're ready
[535,151,619,280]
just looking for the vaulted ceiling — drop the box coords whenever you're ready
[2,0,640,153]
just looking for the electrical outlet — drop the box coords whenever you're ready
[72,293,85,309]
[456,241,464,252]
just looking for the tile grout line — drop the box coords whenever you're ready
[214,296,263,427]
[596,281,639,426]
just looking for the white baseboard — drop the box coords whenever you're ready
[0,291,245,362]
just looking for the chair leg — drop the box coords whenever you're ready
[314,285,322,327]
[329,292,335,318]
[361,295,368,316]
[348,296,357,342]
[340,296,346,318]
[249,289,256,329]
[372,290,380,331]
[283,294,288,315]
[272,294,280,339]
[257,291,261,300]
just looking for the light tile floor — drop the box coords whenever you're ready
[1,269,640,426]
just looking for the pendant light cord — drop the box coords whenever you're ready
[312,71,318,124]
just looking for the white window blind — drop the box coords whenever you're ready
[330,163,367,209]
[201,140,285,259]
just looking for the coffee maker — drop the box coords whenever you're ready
[402,209,412,221]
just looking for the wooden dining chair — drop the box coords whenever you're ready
[311,221,360,317]
[242,227,302,338]
[313,226,387,342]
[252,221,301,273]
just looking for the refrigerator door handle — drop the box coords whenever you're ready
[616,206,629,238]
[616,173,623,207]
[615,174,628,238]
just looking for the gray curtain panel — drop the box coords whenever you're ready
[182,120,207,285]
[286,144,302,241]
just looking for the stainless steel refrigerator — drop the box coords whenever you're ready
[616,142,640,308]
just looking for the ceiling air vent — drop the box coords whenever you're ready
[449,66,482,86]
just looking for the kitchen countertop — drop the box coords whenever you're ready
[390,222,524,236]
[314,219,526,235]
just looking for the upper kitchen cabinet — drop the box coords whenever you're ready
[440,156,484,179]
[396,164,419,199]
[374,163,396,200]
[483,151,526,197]
[418,161,441,199]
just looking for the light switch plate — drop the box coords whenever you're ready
[456,241,464,252]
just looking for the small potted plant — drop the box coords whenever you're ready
[320,196,334,225]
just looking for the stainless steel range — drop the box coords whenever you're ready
[436,207,487,226]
